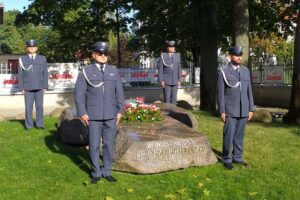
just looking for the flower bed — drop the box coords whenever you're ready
[121,97,163,123]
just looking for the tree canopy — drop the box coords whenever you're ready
[1,0,299,118]
[15,0,133,62]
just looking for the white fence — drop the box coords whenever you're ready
[0,63,191,94]
[0,61,291,95]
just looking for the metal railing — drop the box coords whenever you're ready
[251,61,293,85]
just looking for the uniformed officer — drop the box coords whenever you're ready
[75,41,124,183]
[18,39,48,130]
[216,46,255,170]
[158,40,182,104]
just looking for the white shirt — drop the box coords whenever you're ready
[28,53,36,60]
[231,64,240,71]
[95,63,106,71]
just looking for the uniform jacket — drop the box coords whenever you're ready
[18,55,48,91]
[75,63,124,120]
[158,52,181,85]
[217,63,254,118]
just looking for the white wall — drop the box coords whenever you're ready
[0,87,200,119]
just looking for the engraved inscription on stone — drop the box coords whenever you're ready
[135,140,207,161]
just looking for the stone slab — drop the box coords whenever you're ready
[113,109,217,174]
[56,104,217,173]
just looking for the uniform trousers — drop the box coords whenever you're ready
[24,89,44,129]
[88,119,116,178]
[222,117,248,164]
[163,85,178,104]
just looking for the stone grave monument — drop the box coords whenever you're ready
[113,103,217,173]
[57,103,218,173]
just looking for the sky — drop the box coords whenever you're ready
[1,0,31,11]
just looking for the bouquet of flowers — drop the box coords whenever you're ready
[121,97,163,123]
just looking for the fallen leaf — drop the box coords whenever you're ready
[127,188,134,193]
[83,180,89,185]
[197,182,204,188]
[105,196,114,200]
[248,192,258,196]
[165,193,176,199]
[146,195,152,200]
[177,188,187,195]
[203,188,210,196]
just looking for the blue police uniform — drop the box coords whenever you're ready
[75,42,124,179]
[217,47,254,165]
[158,41,181,104]
[18,39,48,129]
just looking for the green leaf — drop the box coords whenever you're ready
[146,195,152,200]
[105,196,114,200]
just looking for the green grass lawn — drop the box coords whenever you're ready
[0,111,299,200]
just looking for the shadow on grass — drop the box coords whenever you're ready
[44,130,91,175]
[250,120,300,136]
[192,110,219,118]
[211,148,222,162]
[8,119,26,129]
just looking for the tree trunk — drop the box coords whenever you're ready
[199,1,218,111]
[232,0,250,68]
[286,12,300,124]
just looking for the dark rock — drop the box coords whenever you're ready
[282,113,290,123]
[155,103,198,130]
[176,100,193,110]
[57,107,88,145]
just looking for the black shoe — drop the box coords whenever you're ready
[104,175,117,182]
[223,163,234,170]
[233,160,249,167]
[91,177,101,184]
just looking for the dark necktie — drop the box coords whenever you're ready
[170,54,173,63]
[100,64,104,74]
[236,67,241,82]
[31,56,34,61]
